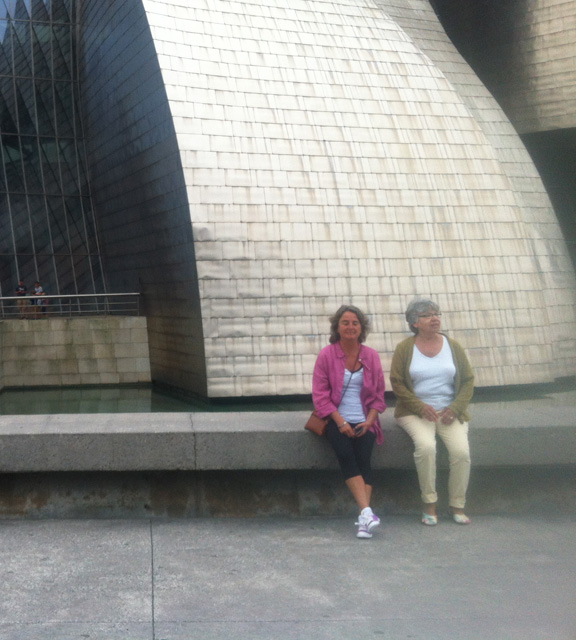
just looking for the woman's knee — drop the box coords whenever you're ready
[335,448,356,464]
[333,447,359,473]
[414,439,436,460]
[449,447,471,465]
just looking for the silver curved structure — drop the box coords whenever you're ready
[8,0,575,397]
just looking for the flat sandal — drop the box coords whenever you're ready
[451,512,471,525]
[421,513,438,526]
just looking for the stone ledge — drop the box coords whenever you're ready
[0,403,574,472]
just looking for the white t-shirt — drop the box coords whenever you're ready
[410,337,456,410]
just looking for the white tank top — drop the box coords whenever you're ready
[338,368,366,423]
[410,337,456,410]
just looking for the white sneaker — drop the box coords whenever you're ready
[355,521,373,538]
[355,508,380,538]
[360,507,380,532]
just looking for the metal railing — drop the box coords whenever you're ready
[0,293,141,319]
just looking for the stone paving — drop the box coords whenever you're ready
[0,513,575,639]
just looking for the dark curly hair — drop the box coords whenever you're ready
[329,305,371,344]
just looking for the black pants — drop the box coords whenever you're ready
[325,419,376,485]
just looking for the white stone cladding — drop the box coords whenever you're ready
[142,0,576,396]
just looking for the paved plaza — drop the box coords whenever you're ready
[0,512,574,640]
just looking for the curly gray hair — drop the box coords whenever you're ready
[405,298,441,334]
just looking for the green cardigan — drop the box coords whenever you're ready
[390,334,474,422]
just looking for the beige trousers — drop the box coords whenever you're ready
[397,414,471,509]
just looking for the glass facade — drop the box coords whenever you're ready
[0,0,104,298]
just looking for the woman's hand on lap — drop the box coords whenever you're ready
[422,404,439,422]
[439,408,456,425]
[340,424,356,438]
[353,421,371,437]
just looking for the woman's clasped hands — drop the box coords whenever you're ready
[422,404,456,425]
[351,420,372,438]
[337,419,372,438]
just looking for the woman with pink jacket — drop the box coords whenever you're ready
[312,305,387,539]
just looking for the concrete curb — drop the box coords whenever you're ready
[0,401,575,472]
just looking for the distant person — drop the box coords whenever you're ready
[33,281,45,318]
[312,305,386,539]
[38,291,49,315]
[15,280,28,318]
[390,298,474,526]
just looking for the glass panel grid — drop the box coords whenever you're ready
[0,0,104,298]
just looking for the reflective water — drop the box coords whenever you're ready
[0,380,575,416]
[0,386,313,415]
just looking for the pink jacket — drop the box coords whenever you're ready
[312,342,387,445]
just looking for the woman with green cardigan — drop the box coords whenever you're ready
[390,298,474,526]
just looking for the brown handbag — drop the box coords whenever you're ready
[304,410,329,436]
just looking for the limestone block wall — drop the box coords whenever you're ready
[0,317,151,389]
[139,0,576,396]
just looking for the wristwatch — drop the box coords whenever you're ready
[338,421,348,429]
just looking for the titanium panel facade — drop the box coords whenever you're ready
[430,0,576,273]
[3,0,576,398]
[432,0,576,134]
[139,0,576,395]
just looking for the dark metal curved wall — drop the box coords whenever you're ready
[78,0,206,394]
